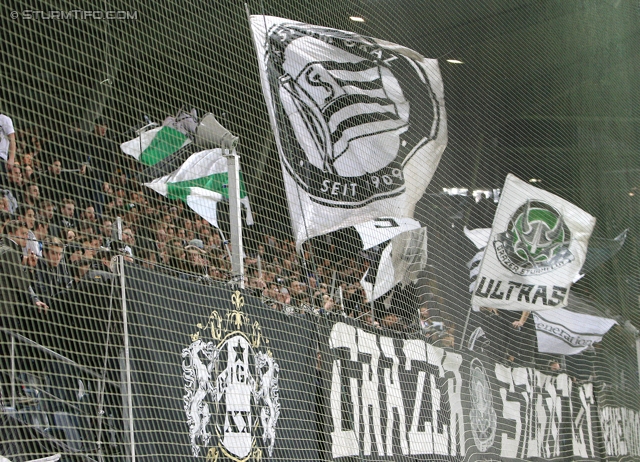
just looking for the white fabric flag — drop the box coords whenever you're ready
[250,15,447,249]
[354,217,420,250]
[120,126,191,166]
[471,174,595,311]
[145,148,253,228]
[533,309,616,355]
[357,221,426,301]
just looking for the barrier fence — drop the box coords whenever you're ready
[2,261,639,461]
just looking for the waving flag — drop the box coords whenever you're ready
[533,309,616,355]
[145,148,253,227]
[354,218,425,301]
[121,126,191,166]
[471,174,595,311]
[250,15,447,248]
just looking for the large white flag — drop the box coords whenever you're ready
[533,309,616,355]
[145,148,253,228]
[471,174,595,311]
[250,15,447,248]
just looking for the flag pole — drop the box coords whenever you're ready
[225,147,245,289]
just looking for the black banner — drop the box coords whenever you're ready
[124,265,319,461]
[316,315,640,461]
[7,264,640,461]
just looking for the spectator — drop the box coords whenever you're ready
[100,218,113,248]
[40,158,65,205]
[122,227,135,257]
[34,237,71,305]
[57,198,77,231]
[33,219,49,258]
[68,257,91,286]
[0,112,16,177]
[17,205,38,257]
[66,242,84,265]
[82,204,99,225]
[87,117,117,183]
[0,220,48,323]
[380,312,408,332]
[5,163,24,212]
[24,183,40,208]
[0,192,9,213]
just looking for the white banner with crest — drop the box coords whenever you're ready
[250,15,447,248]
[471,174,595,311]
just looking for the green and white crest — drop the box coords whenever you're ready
[494,200,574,276]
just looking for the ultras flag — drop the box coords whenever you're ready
[250,15,447,248]
[145,148,253,228]
[471,174,595,311]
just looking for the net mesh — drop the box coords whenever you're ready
[1,1,639,461]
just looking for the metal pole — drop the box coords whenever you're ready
[636,337,640,386]
[119,255,135,461]
[96,274,117,462]
[224,148,244,289]
[257,254,262,280]
[10,335,15,409]
[329,270,337,299]
[217,228,234,264]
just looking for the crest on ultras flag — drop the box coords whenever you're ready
[472,174,595,311]
[182,291,280,460]
[250,15,447,248]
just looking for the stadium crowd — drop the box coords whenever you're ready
[0,114,454,346]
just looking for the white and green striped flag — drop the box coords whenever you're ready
[120,126,192,166]
[145,148,253,228]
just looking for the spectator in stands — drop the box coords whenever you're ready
[0,112,16,178]
[100,218,113,248]
[122,227,135,258]
[66,242,83,265]
[41,158,65,205]
[66,229,77,242]
[82,204,99,225]
[0,220,48,321]
[24,183,40,208]
[0,192,9,214]
[57,198,77,231]
[33,219,49,258]
[185,239,208,275]
[380,312,409,332]
[80,234,102,263]
[87,117,117,184]
[34,237,71,304]
[68,257,91,286]
[4,163,24,212]
[17,205,38,257]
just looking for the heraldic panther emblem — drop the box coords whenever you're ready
[264,21,442,207]
[182,292,280,460]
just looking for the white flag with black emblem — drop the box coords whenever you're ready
[250,15,447,248]
[471,174,596,311]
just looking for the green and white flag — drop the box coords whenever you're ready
[145,148,253,228]
[120,126,192,166]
